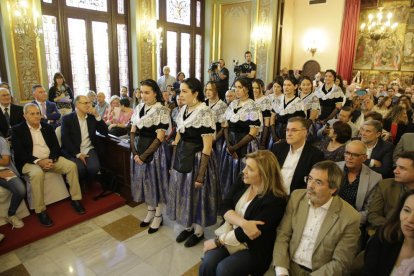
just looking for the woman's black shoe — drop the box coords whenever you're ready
[176,229,194,243]
[148,215,163,234]
[140,209,155,227]
[184,234,204,247]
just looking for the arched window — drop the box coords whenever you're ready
[41,0,131,99]
[157,0,204,82]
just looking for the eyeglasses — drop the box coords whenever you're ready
[78,101,91,105]
[286,128,306,133]
[344,151,365,158]
[304,175,326,186]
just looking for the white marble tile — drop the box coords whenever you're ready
[128,203,148,221]
[146,242,204,276]
[123,262,164,276]
[43,244,95,276]
[124,232,174,260]
[23,254,66,276]
[92,207,130,227]
[0,252,21,273]
[66,228,140,275]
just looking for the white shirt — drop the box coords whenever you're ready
[28,123,50,162]
[35,100,47,118]
[157,75,176,92]
[76,113,93,157]
[366,139,378,167]
[281,143,305,194]
[0,104,11,116]
[276,197,333,276]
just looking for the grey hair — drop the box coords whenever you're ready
[346,140,367,155]
[0,87,10,95]
[109,95,121,104]
[23,102,40,114]
[363,119,383,133]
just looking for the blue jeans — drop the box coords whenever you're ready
[199,247,253,276]
[0,177,26,216]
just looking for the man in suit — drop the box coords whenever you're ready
[367,151,414,233]
[273,161,361,275]
[61,95,108,182]
[0,88,24,138]
[393,133,414,163]
[336,140,382,225]
[12,103,84,227]
[31,84,61,128]
[360,119,394,178]
[271,117,324,194]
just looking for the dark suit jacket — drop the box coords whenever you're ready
[221,176,287,276]
[0,104,24,137]
[271,141,324,193]
[364,138,394,178]
[364,230,403,276]
[61,112,108,158]
[32,100,61,127]
[11,122,61,173]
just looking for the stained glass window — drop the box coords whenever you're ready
[43,0,52,3]
[68,18,89,96]
[117,24,129,92]
[195,34,202,80]
[196,1,201,27]
[167,31,177,77]
[181,33,190,78]
[42,15,61,87]
[117,0,124,14]
[167,0,191,25]
[92,21,110,96]
[66,0,107,12]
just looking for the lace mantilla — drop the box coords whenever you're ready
[132,102,170,129]
[300,92,320,111]
[255,95,273,112]
[273,96,304,116]
[176,102,216,133]
[209,99,228,124]
[314,84,345,100]
[225,99,261,123]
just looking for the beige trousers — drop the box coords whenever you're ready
[22,156,82,213]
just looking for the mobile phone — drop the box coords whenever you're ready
[356,90,367,96]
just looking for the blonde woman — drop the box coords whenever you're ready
[200,150,287,276]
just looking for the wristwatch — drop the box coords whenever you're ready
[214,236,223,248]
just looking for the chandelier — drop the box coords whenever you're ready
[12,0,43,39]
[359,7,398,41]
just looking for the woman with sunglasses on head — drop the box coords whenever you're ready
[220,77,262,200]
[167,78,219,248]
[130,79,170,234]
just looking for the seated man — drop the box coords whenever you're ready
[61,95,108,182]
[271,117,324,194]
[393,133,414,163]
[336,140,382,225]
[367,151,414,233]
[31,84,61,128]
[12,103,85,227]
[360,120,394,178]
[0,87,24,138]
[0,135,26,228]
[317,106,359,138]
[273,161,361,275]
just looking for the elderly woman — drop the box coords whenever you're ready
[316,121,352,162]
[108,98,133,136]
[200,150,287,276]
[103,95,121,124]
[364,189,414,275]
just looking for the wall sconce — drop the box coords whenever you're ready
[252,23,271,47]
[306,39,318,56]
[140,18,163,49]
[12,0,43,39]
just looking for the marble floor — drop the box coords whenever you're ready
[0,204,220,276]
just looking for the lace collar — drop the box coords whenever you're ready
[209,99,228,123]
[225,99,261,123]
[300,91,320,110]
[314,84,345,100]
[255,95,272,112]
[176,102,216,133]
[273,95,304,116]
[132,102,170,129]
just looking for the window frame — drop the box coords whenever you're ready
[0,19,8,83]
[41,0,132,96]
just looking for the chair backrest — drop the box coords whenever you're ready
[55,126,62,146]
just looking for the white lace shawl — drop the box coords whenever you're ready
[272,95,304,116]
[209,99,228,124]
[131,102,170,130]
[300,92,321,111]
[314,84,345,101]
[225,99,263,130]
[255,95,273,113]
[176,102,216,134]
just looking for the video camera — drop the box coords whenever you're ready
[209,61,219,71]
[233,59,242,76]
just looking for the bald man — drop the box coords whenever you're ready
[336,140,382,225]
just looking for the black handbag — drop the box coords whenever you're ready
[173,140,203,173]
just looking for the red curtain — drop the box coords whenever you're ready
[336,0,361,83]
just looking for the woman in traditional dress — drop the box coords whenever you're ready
[252,79,272,149]
[130,79,170,234]
[314,69,346,123]
[167,78,218,248]
[271,76,306,140]
[220,77,262,200]
[205,81,227,168]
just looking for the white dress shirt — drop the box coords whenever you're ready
[276,197,333,276]
[28,123,50,162]
[76,114,93,157]
[366,139,378,167]
[281,143,305,194]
